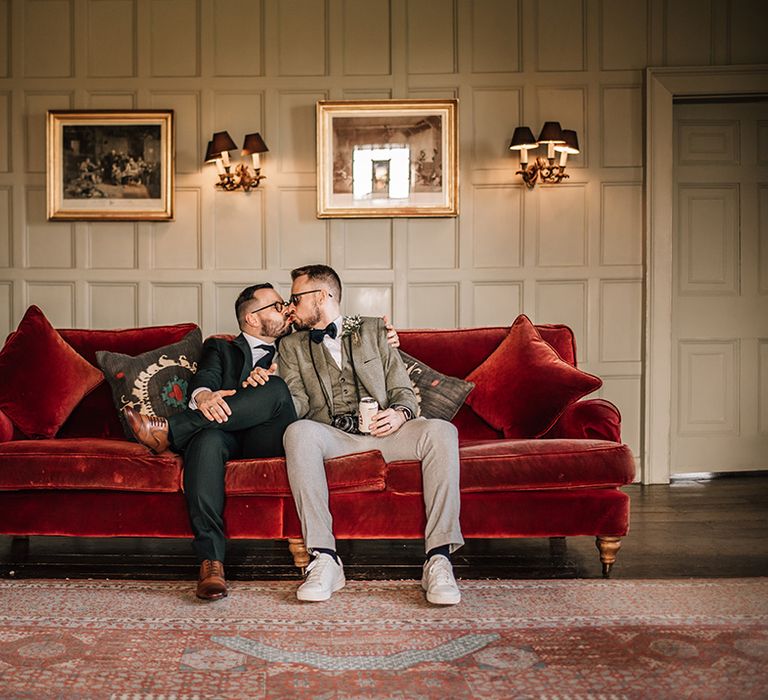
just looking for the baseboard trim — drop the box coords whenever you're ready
[670,469,768,481]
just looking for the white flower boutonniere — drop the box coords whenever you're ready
[341,314,363,345]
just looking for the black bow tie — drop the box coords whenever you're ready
[310,322,337,344]
[253,344,275,369]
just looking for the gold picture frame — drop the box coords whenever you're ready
[46,110,174,221]
[316,99,458,218]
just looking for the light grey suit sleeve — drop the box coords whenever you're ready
[277,334,312,419]
[371,317,419,416]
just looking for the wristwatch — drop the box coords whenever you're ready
[392,405,413,421]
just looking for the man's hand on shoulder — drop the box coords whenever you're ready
[383,315,400,348]
[196,389,236,423]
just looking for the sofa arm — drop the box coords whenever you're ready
[0,407,15,443]
[542,398,622,442]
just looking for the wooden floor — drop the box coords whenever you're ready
[2,475,767,581]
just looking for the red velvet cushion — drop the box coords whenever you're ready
[0,306,104,438]
[464,315,601,438]
[385,438,636,494]
[0,438,182,492]
[225,450,387,496]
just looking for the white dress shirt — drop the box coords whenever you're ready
[322,316,344,368]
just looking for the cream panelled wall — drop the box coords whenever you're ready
[1,0,767,468]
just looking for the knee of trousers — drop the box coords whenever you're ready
[283,419,327,449]
[420,418,459,443]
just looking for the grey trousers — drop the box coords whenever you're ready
[283,418,464,554]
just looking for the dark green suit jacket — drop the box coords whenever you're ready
[191,334,255,393]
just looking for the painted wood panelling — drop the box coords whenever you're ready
[599,280,642,362]
[729,0,768,65]
[0,0,8,78]
[407,0,455,74]
[664,0,712,66]
[536,0,584,72]
[213,0,263,77]
[760,340,768,434]
[24,92,72,173]
[24,189,74,269]
[535,280,588,356]
[278,91,326,174]
[344,284,392,319]
[214,284,249,335]
[472,88,520,170]
[88,92,136,110]
[87,0,135,78]
[88,283,138,329]
[471,0,520,73]
[343,220,392,270]
[677,121,739,165]
[0,187,9,267]
[343,0,390,76]
[407,219,457,270]
[277,0,326,76]
[760,185,768,294]
[536,186,587,267]
[151,91,200,174]
[473,283,523,326]
[87,222,138,269]
[27,282,75,327]
[472,186,522,269]
[150,189,201,270]
[601,184,643,266]
[24,0,73,78]
[600,0,647,70]
[0,92,8,172]
[150,0,199,77]
[278,188,328,270]
[408,284,458,328]
[213,93,264,153]
[537,87,586,168]
[151,283,201,326]
[0,283,10,341]
[214,190,264,270]
[602,87,642,168]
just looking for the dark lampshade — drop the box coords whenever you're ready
[204,140,217,163]
[242,132,269,155]
[537,121,565,144]
[509,126,538,150]
[210,131,238,157]
[554,129,580,154]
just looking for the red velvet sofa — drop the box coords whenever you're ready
[0,321,635,575]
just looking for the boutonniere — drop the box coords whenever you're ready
[341,314,363,345]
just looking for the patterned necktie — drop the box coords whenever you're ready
[253,344,275,369]
[309,322,338,344]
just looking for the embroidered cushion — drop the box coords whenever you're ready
[464,314,602,438]
[96,328,202,438]
[399,350,474,421]
[0,305,104,438]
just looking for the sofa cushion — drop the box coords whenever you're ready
[96,328,203,439]
[399,350,474,420]
[0,306,104,438]
[57,323,200,439]
[225,450,387,496]
[386,439,635,494]
[0,438,182,492]
[465,315,601,438]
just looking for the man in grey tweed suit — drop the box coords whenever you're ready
[279,264,464,605]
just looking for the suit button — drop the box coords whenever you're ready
[340,378,345,383]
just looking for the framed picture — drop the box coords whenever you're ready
[316,99,458,218]
[46,110,174,221]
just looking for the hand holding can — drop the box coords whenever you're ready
[358,397,379,433]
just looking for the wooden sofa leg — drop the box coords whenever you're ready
[288,537,310,575]
[595,536,622,578]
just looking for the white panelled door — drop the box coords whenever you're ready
[672,100,768,474]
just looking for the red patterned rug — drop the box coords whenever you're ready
[0,578,766,699]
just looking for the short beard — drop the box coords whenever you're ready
[260,317,291,339]
[293,303,322,331]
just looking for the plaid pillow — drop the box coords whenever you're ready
[399,350,474,421]
[96,328,202,438]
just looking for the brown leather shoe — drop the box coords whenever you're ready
[196,559,227,600]
[123,406,170,453]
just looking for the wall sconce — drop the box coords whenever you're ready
[205,131,268,192]
[509,121,580,190]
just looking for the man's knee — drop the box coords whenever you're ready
[421,418,459,443]
[284,419,324,449]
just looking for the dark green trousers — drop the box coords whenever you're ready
[167,377,297,563]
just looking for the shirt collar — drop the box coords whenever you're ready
[242,331,275,349]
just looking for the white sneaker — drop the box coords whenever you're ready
[296,552,345,602]
[421,554,461,605]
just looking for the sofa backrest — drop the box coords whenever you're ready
[58,323,199,439]
[399,324,577,440]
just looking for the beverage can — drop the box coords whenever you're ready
[358,397,379,433]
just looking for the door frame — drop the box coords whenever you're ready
[644,65,768,484]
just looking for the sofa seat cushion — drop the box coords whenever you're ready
[386,439,636,494]
[0,438,183,492]
[225,450,388,496]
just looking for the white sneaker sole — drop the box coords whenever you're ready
[425,588,461,605]
[296,575,346,602]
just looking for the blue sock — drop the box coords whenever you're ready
[426,545,451,562]
[313,547,339,563]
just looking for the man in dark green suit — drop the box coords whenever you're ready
[125,283,297,600]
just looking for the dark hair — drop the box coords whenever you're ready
[290,264,342,302]
[235,283,274,327]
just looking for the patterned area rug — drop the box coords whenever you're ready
[0,578,766,699]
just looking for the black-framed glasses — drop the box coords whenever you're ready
[249,300,288,314]
[288,289,326,306]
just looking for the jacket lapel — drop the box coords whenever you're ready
[234,333,252,384]
[306,335,335,417]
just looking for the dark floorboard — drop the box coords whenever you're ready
[2,476,767,581]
